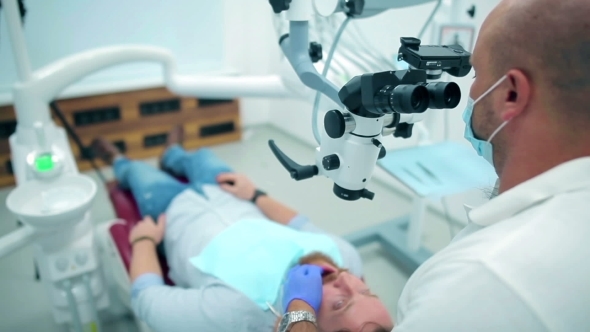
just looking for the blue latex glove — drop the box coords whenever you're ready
[282,264,324,313]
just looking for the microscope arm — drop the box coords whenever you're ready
[12,45,291,131]
[280,21,344,108]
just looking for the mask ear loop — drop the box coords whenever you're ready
[487,120,510,143]
[472,75,510,143]
[474,75,509,105]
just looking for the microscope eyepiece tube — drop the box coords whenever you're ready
[422,82,461,109]
[373,84,429,114]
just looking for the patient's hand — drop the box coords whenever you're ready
[217,173,256,201]
[129,214,167,245]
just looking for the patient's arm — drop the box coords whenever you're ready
[217,173,298,225]
[129,215,166,281]
[131,241,162,281]
[132,281,259,331]
[255,195,298,225]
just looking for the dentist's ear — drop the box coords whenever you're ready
[501,70,531,121]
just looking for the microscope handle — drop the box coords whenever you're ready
[269,140,318,181]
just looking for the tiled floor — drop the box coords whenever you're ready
[0,125,455,331]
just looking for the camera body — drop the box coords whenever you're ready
[398,37,472,79]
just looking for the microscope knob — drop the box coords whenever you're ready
[269,0,292,13]
[361,189,375,200]
[393,123,414,139]
[322,154,340,171]
[325,110,355,139]
[309,42,323,63]
[371,138,382,148]
[378,146,386,160]
[344,0,365,16]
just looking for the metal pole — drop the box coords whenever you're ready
[0,225,36,258]
[2,0,33,82]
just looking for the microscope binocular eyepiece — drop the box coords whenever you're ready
[374,84,429,114]
[422,82,461,109]
[372,81,460,114]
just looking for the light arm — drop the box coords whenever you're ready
[130,240,162,282]
[280,21,343,107]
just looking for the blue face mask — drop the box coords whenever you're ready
[462,75,510,166]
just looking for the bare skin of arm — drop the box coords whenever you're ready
[129,215,166,282]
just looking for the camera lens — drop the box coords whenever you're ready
[424,82,461,109]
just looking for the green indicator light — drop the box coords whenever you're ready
[35,154,55,172]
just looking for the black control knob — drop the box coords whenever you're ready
[371,138,382,148]
[325,110,356,139]
[393,123,414,139]
[269,0,292,14]
[309,42,323,63]
[467,5,476,18]
[345,0,365,17]
[378,146,386,160]
[322,154,340,171]
[361,189,375,200]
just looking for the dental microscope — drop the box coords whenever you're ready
[268,0,472,201]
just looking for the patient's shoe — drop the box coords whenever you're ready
[159,125,185,173]
[91,137,122,165]
[166,125,185,148]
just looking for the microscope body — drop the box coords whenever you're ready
[270,37,472,201]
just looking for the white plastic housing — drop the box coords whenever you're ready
[313,0,341,16]
[287,0,314,21]
[6,174,97,232]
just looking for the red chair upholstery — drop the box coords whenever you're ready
[107,181,177,285]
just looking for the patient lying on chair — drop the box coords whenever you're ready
[93,126,393,332]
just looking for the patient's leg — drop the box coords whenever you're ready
[160,127,232,193]
[93,137,187,220]
[114,159,187,220]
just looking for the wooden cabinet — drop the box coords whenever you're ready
[0,87,242,187]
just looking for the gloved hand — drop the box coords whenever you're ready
[282,264,324,314]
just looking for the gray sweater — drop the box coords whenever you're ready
[131,186,363,332]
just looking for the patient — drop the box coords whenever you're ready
[93,126,393,332]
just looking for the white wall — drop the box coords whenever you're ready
[0,0,224,94]
[0,0,279,127]
[221,0,283,126]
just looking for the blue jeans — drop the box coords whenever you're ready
[113,145,233,220]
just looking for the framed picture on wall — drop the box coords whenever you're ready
[438,25,476,51]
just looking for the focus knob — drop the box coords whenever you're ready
[322,154,340,171]
[394,123,414,139]
[324,110,355,139]
[309,42,323,63]
[269,0,291,13]
[345,0,365,16]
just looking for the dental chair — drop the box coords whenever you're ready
[102,177,186,332]
[106,181,176,286]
